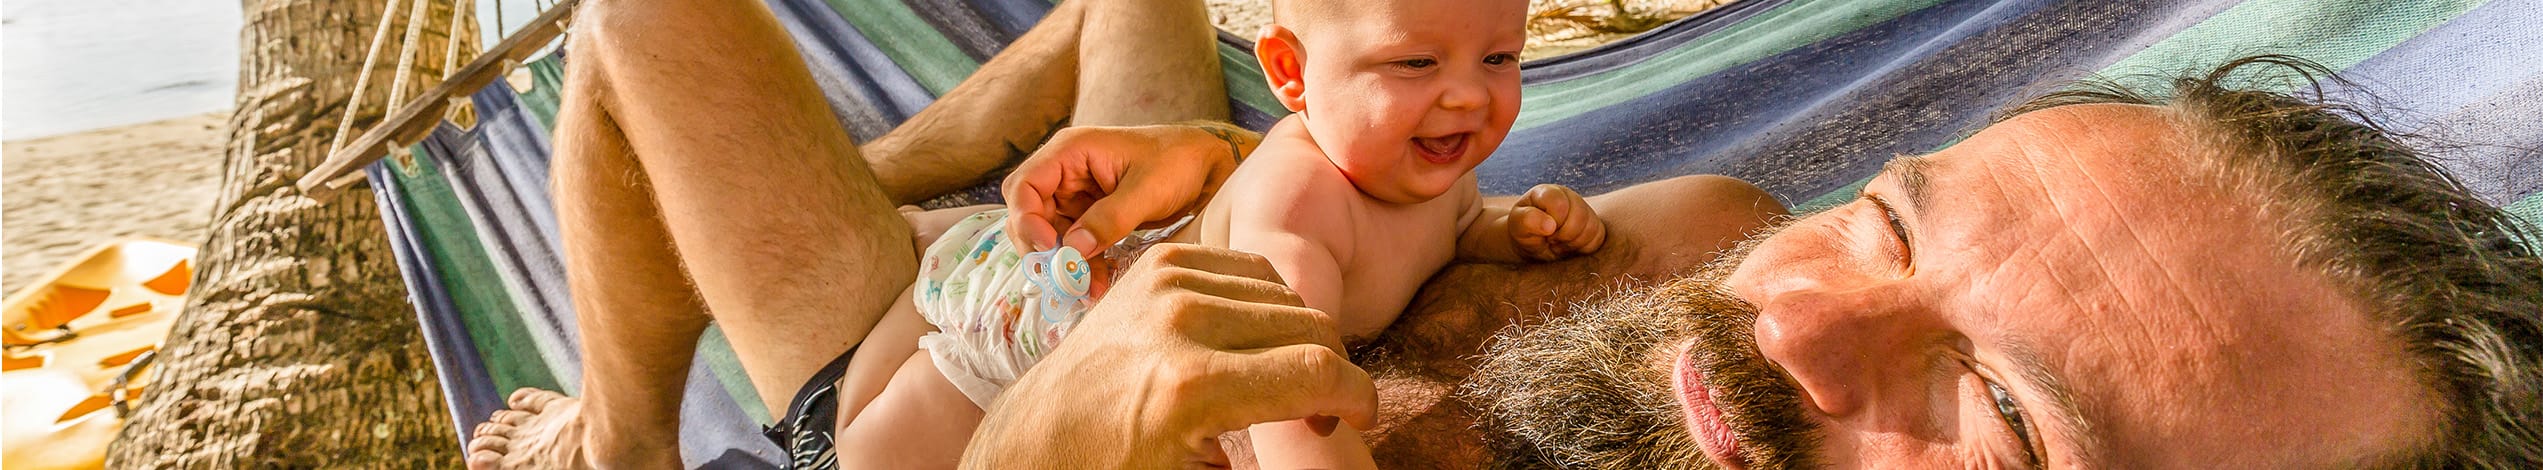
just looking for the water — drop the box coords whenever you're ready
[3,0,242,140]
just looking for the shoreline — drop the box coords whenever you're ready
[3,112,228,294]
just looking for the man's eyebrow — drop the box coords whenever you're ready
[1879,155,1937,216]
[2002,339,2106,463]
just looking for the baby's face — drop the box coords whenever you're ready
[1291,0,1528,203]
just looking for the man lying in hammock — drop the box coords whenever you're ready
[464,0,2543,468]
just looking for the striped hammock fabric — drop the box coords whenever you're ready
[370,0,2543,466]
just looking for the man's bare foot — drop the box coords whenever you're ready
[466,388,593,469]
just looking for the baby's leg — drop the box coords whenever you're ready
[821,203,1002,466]
[837,203,1004,418]
[835,289,929,425]
[901,204,1004,255]
[834,355,987,468]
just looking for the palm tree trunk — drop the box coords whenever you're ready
[108,0,477,466]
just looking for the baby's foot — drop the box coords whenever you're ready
[466,388,592,470]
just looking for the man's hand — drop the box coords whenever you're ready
[961,244,1377,469]
[1002,123,1258,256]
[1508,184,1607,261]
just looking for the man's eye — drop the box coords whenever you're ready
[1986,377,2044,467]
[1866,195,1913,265]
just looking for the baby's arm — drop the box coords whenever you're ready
[1458,183,1607,264]
[1226,232,1377,470]
[1210,156,1378,470]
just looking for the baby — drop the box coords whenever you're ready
[832,0,1593,467]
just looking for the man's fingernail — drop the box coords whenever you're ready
[1063,229,1098,252]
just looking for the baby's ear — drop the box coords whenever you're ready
[1255,25,1308,112]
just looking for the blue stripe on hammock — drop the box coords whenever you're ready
[1481,0,2241,200]
[370,161,502,446]
[778,0,938,140]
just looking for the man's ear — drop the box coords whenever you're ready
[1255,25,1308,113]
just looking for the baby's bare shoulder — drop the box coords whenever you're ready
[1210,144,1362,237]
[1222,139,1355,206]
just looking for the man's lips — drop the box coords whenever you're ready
[1414,133,1468,164]
[1676,342,1749,469]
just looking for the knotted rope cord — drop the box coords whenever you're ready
[326,0,415,157]
[384,0,436,122]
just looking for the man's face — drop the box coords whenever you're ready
[1472,104,2437,468]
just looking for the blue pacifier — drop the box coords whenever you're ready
[1022,246,1093,323]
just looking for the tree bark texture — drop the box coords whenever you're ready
[109,0,478,466]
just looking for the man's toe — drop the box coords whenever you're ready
[467,449,505,470]
[470,434,511,452]
[508,388,573,410]
[489,409,531,425]
[474,421,514,438]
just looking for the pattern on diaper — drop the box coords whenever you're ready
[912,208,1193,409]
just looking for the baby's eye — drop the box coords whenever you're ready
[1484,53,1518,66]
[1396,58,1438,69]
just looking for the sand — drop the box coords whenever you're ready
[0,0,1722,295]
[1208,0,1727,59]
[3,113,226,294]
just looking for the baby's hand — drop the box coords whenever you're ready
[1508,184,1606,261]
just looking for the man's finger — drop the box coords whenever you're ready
[1161,264,1309,307]
[1063,168,1199,255]
[1192,345,1380,433]
[1170,293,1339,352]
[1133,244,1288,287]
[1003,153,1077,250]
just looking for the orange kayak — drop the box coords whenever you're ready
[2,239,196,470]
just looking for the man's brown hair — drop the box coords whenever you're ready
[2009,55,2543,467]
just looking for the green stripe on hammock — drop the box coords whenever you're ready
[1514,0,1949,131]
[1792,0,2488,212]
[387,144,569,396]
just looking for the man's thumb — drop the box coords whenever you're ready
[1064,196,1160,255]
[1061,169,1193,254]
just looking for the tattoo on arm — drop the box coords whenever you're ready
[1179,120,1262,165]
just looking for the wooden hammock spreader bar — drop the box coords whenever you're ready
[298,0,581,194]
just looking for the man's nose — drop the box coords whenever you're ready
[1750,283,1947,419]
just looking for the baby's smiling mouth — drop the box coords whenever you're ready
[1414,133,1469,163]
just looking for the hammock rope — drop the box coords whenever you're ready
[325,0,415,159]
[303,0,580,195]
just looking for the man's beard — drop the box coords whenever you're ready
[1463,221,1820,469]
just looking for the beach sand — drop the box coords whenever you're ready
[1210,0,1725,59]
[3,113,225,294]
[0,0,1717,295]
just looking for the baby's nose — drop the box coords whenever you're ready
[1438,80,1489,111]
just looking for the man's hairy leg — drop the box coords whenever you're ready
[858,0,1085,204]
[861,0,1229,204]
[575,0,914,417]
[467,56,703,468]
[1073,0,1227,126]
[469,0,916,467]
